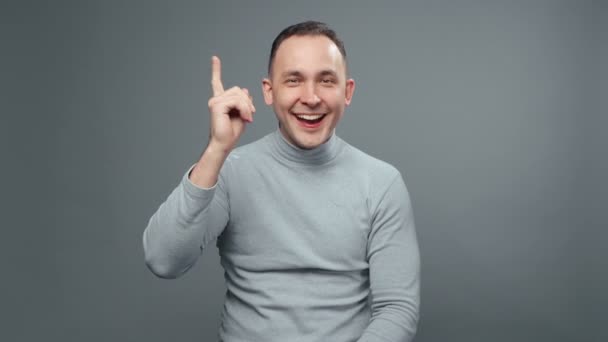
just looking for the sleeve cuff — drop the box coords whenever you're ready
[181,163,217,200]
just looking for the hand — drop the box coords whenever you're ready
[207,56,255,152]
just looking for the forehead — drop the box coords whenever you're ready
[272,35,346,75]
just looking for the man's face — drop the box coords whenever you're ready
[262,35,355,149]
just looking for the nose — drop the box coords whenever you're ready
[300,83,321,107]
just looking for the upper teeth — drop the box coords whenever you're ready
[295,114,324,120]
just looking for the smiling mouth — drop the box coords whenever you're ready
[292,113,327,124]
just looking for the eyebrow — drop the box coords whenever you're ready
[280,70,304,78]
[280,69,339,79]
[318,69,338,78]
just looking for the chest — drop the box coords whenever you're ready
[218,165,371,270]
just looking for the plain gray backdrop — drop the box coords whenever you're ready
[2,0,606,341]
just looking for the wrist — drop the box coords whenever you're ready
[188,142,230,188]
[205,140,232,157]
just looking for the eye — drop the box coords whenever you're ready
[285,78,299,84]
[321,78,336,85]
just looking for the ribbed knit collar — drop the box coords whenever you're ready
[269,128,343,165]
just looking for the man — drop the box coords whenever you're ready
[143,21,420,342]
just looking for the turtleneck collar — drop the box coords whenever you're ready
[269,128,344,166]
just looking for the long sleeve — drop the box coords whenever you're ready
[142,163,230,279]
[357,174,421,342]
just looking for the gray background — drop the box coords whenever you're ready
[2,0,606,341]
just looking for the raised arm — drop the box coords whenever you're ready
[142,56,255,279]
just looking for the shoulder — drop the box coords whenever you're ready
[337,137,410,208]
[339,137,401,182]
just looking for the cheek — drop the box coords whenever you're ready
[320,88,345,106]
[275,89,300,107]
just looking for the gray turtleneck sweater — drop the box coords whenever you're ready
[143,130,420,342]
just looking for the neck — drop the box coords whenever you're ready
[270,128,343,165]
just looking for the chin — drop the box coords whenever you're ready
[295,140,320,149]
[293,132,330,149]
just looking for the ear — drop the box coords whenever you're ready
[344,78,355,106]
[262,78,273,105]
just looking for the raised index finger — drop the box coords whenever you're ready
[211,56,224,96]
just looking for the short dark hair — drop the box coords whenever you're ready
[268,21,347,75]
